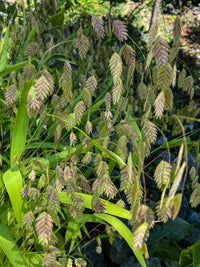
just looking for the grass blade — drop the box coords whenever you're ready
[94,214,147,267]
[0,28,9,71]
[0,221,26,266]
[0,27,9,83]
[10,79,32,165]
[58,192,130,219]
[3,165,26,227]
[0,61,28,78]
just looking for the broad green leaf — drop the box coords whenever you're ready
[193,239,200,267]
[58,192,130,219]
[0,61,28,78]
[0,221,26,266]
[94,214,147,267]
[10,80,33,165]
[3,165,26,227]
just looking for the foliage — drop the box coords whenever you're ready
[0,0,199,266]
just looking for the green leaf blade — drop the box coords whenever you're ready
[0,221,26,266]
[3,165,26,227]
[95,214,147,267]
[10,80,32,165]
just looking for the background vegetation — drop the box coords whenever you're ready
[0,0,200,266]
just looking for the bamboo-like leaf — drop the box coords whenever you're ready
[10,79,33,165]
[0,221,26,266]
[58,192,130,219]
[3,165,26,227]
[95,214,147,267]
